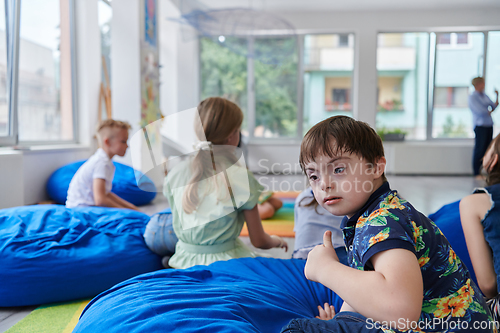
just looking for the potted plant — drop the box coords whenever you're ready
[377,128,407,141]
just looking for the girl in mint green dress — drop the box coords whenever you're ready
[162,97,288,269]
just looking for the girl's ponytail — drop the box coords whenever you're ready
[182,97,243,214]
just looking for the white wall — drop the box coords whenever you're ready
[163,4,500,175]
[22,147,92,205]
[159,0,199,151]
[0,151,24,209]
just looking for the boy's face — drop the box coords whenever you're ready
[304,149,386,218]
[107,128,129,157]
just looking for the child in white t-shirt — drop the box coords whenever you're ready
[66,119,139,211]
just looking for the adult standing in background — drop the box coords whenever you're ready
[469,77,499,180]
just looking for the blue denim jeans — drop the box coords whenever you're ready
[281,311,384,333]
[144,209,178,256]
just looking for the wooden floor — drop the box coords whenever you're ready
[0,174,483,332]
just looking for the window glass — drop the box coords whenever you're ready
[18,0,73,141]
[98,0,112,89]
[253,37,298,138]
[456,33,468,44]
[432,32,483,138]
[486,32,500,137]
[200,37,248,134]
[303,34,354,135]
[376,32,429,140]
[437,33,451,45]
[0,1,7,137]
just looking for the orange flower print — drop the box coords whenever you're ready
[381,194,406,210]
[434,295,470,318]
[369,209,390,219]
[356,216,368,228]
[449,249,457,265]
[369,227,390,247]
[418,255,430,268]
[411,221,419,243]
[456,279,475,303]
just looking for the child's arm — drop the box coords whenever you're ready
[243,205,288,251]
[460,194,497,298]
[108,192,140,211]
[93,179,139,210]
[305,231,423,329]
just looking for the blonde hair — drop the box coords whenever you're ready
[182,97,243,214]
[472,77,484,88]
[95,119,131,146]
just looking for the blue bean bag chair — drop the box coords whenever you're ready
[0,205,163,307]
[46,160,157,206]
[74,257,343,333]
[428,200,477,285]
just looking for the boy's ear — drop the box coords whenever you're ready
[375,156,386,178]
[103,137,110,146]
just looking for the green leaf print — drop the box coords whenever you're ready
[440,249,462,278]
[421,299,439,314]
[468,300,488,315]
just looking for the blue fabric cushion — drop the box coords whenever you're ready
[46,160,157,206]
[0,205,163,307]
[428,200,477,285]
[74,257,343,333]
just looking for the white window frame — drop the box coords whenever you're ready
[0,0,78,147]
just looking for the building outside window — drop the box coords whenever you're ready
[199,29,498,142]
[432,32,484,138]
[303,33,354,135]
[376,32,429,140]
[18,0,75,142]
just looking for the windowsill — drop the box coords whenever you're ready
[246,138,475,146]
[383,139,474,146]
[0,143,91,154]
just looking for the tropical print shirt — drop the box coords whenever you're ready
[341,182,495,332]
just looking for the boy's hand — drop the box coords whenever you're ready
[316,302,336,320]
[304,231,339,282]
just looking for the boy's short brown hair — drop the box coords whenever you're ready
[471,77,484,87]
[299,115,386,180]
[95,119,131,145]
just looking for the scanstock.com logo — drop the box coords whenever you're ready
[130,107,252,230]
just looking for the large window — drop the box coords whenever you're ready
[200,35,297,138]
[303,33,354,135]
[200,37,248,134]
[200,29,500,142]
[376,32,429,140]
[0,1,8,137]
[0,0,76,145]
[487,31,500,137]
[432,32,483,138]
[254,37,298,138]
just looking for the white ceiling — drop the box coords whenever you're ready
[197,0,500,12]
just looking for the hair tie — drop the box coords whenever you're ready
[193,141,212,151]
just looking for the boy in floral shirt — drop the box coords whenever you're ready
[281,116,495,333]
